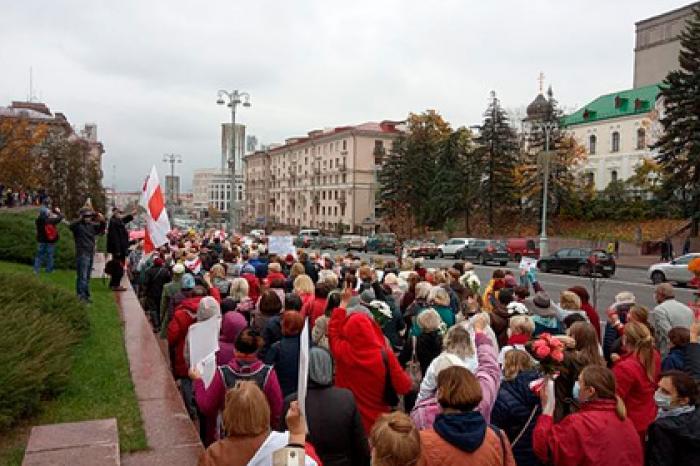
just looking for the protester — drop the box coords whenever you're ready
[33,199,63,274]
[612,321,661,442]
[192,328,283,446]
[567,286,602,341]
[197,383,317,466]
[159,263,185,337]
[652,283,694,357]
[418,365,516,466]
[263,310,303,397]
[143,256,171,331]
[328,287,412,433]
[492,349,542,466]
[645,370,700,465]
[252,290,283,334]
[525,292,564,337]
[69,205,106,303]
[281,347,371,466]
[369,412,421,466]
[497,315,534,366]
[661,327,690,371]
[533,365,643,465]
[106,206,135,291]
[216,310,247,365]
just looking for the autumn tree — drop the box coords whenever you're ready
[0,118,48,190]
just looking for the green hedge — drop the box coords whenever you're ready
[0,209,107,270]
[0,271,89,430]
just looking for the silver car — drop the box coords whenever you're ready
[648,253,700,285]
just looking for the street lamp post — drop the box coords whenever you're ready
[216,89,251,234]
[537,121,557,258]
[162,153,182,206]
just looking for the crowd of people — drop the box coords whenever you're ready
[0,184,47,208]
[116,226,700,466]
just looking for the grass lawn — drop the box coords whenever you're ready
[0,262,146,466]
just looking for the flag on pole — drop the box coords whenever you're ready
[140,165,171,253]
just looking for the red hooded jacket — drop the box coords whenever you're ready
[533,399,642,465]
[242,272,261,302]
[167,296,201,377]
[328,307,412,433]
[612,350,661,436]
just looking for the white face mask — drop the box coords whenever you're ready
[654,390,673,410]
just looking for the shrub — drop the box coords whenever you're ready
[0,271,89,430]
[0,209,107,270]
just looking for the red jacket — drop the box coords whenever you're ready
[242,273,260,302]
[167,296,201,377]
[306,296,328,328]
[533,399,643,466]
[328,307,412,433]
[264,272,286,287]
[612,350,661,435]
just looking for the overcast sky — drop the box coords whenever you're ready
[0,0,692,191]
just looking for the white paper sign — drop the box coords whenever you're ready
[188,317,221,389]
[268,235,296,257]
[297,317,310,425]
[519,256,538,272]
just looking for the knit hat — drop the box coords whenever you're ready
[527,292,556,318]
[285,254,295,264]
[181,273,195,290]
[308,347,334,386]
[172,263,185,275]
[197,296,221,322]
[241,264,255,275]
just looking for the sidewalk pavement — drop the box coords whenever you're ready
[616,255,659,270]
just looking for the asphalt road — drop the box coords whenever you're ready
[310,249,699,321]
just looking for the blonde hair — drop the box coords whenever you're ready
[318,269,339,289]
[268,262,281,273]
[229,278,249,301]
[293,274,314,295]
[503,349,534,381]
[210,263,226,279]
[369,412,420,466]
[433,271,449,285]
[223,381,270,436]
[509,315,534,336]
[560,291,582,310]
[290,262,305,278]
[429,287,450,307]
[416,308,442,332]
[624,321,656,382]
[415,281,432,300]
[443,325,473,359]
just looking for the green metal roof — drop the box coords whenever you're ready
[562,83,662,127]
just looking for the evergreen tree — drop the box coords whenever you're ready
[653,7,700,236]
[475,91,520,234]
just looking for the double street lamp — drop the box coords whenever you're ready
[216,89,251,234]
[535,120,557,258]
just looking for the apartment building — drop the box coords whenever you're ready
[244,121,403,234]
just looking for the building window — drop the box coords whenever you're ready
[611,170,618,183]
[611,132,620,152]
[342,139,347,151]
[636,128,646,150]
[586,172,595,186]
[334,206,338,216]
[589,135,597,155]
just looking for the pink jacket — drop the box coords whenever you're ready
[193,356,283,445]
[411,332,500,429]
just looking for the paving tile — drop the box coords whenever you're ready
[23,444,120,466]
[121,444,202,466]
[139,399,200,449]
[25,419,118,453]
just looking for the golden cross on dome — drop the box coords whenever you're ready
[538,72,545,94]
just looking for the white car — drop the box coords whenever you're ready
[648,253,700,285]
[438,238,473,258]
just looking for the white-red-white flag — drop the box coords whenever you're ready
[139,165,171,253]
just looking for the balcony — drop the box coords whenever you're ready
[338,191,347,208]
[338,161,347,172]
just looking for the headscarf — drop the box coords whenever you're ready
[197,296,221,322]
[308,347,334,386]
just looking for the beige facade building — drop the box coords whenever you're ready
[244,121,403,234]
[634,2,699,88]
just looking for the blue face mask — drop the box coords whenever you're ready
[573,381,581,401]
[654,390,673,410]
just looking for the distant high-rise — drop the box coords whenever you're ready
[634,2,699,88]
[220,123,246,175]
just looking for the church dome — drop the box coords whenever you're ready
[526,93,552,120]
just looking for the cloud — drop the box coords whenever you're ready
[0,0,689,190]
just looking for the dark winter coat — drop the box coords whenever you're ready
[661,346,686,372]
[281,385,370,466]
[492,369,543,466]
[381,294,406,351]
[264,334,301,397]
[685,342,700,380]
[35,209,63,243]
[106,214,133,257]
[70,218,106,256]
[144,265,171,309]
[259,314,282,361]
[646,407,700,466]
[399,330,443,376]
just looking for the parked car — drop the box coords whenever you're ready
[249,229,266,240]
[458,239,509,265]
[339,234,365,251]
[315,236,339,250]
[648,253,700,285]
[366,233,398,254]
[403,240,439,259]
[438,238,473,258]
[537,248,616,277]
[506,238,540,262]
[294,229,321,248]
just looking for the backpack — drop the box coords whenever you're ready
[44,223,58,242]
[216,363,273,438]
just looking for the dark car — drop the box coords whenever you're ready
[403,240,439,259]
[537,248,616,277]
[366,233,397,254]
[315,236,339,250]
[458,239,509,265]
